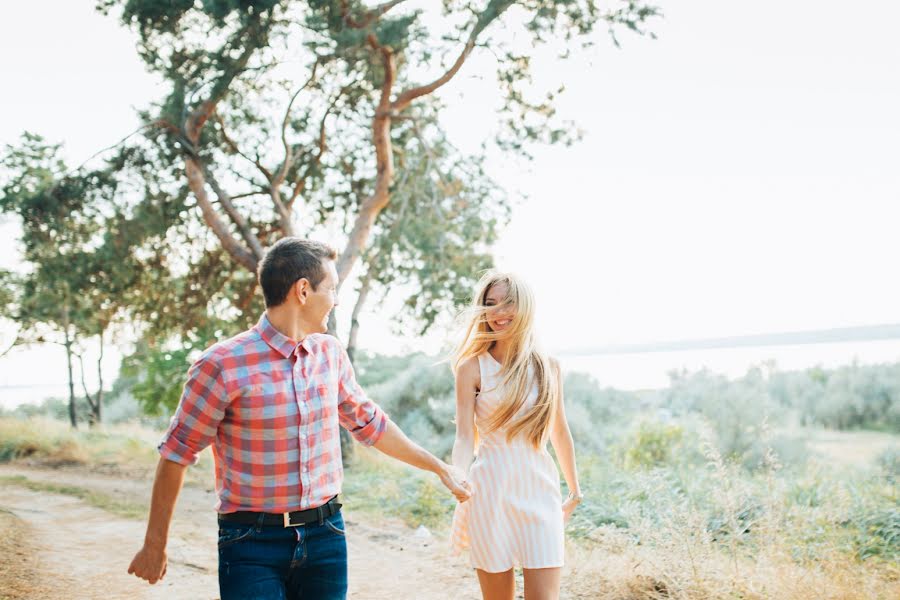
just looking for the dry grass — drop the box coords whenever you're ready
[565,526,900,600]
[0,474,147,520]
[0,416,214,484]
[561,435,900,600]
[0,511,54,600]
[1,416,896,599]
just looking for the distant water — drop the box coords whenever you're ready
[0,384,74,409]
[560,339,900,390]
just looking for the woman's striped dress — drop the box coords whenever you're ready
[449,352,565,572]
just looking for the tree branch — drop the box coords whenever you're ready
[391,1,513,113]
[215,113,274,183]
[228,190,270,201]
[341,0,409,29]
[184,156,258,271]
[268,62,322,235]
[77,352,99,414]
[184,17,267,143]
[346,266,373,363]
[335,35,397,286]
[202,164,266,259]
[287,88,344,209]
[274,60,320,188]
[0,333,23,359]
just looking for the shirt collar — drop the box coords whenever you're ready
[256,313,306,359]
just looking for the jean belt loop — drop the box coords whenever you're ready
[317,505,324,526]
[255,511,266,532]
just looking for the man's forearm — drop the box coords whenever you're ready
[373,420,444,474]
[144,456,188,548]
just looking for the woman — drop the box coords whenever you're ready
[449,271,583,600]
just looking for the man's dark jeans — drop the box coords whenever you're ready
[218,510,348,600]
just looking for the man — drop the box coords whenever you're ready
[128,238,471,599]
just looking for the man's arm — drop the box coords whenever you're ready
[127,457,188,584]
[333,340,470,501]
[128,352,229,583]
[373,420,472,502]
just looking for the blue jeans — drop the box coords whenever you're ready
[218,510,348,600]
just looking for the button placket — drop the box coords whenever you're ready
[294,347,309,506]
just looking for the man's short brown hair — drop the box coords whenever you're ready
[257,238,338,308]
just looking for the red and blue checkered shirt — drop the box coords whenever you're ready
[159,313,389,513]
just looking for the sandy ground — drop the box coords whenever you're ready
[0,464,488,600]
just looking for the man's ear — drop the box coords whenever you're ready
[294,278,310,304]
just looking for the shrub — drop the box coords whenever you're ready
[620,420,684,469]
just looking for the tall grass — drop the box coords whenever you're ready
[3,359,898,600]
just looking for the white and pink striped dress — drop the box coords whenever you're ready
[450,353,565,572]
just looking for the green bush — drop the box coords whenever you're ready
[620,420,684,469]
[852,506,900,561]
[875,445,900,480]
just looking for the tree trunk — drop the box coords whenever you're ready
[347,269,374,364]
[77,338,105,428]
[93,333,104,426]
[62,307,77,429]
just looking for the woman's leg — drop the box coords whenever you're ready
[522,567,561,600]
[476,568,515,600]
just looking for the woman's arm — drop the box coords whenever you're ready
[451,356,480,476]
[548,358,583,520]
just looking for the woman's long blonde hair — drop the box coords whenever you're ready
[452,271,558,449]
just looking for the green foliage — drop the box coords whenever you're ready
[366,355,457,458]
[120,344,194,415]
[0,0,657,417]
[772,363,900,432]
[876,445,900,480]
[665,367,806,469]
[406,477,456,529]
[621,420,684,469]
[0,268,20,328]
[852,506,900,561]
[359,115,510,334]
[563,373,641,453]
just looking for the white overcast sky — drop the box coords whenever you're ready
[1,1,899,397]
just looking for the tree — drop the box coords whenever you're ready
[0,269,23,358]
[4,1,659,429]
[81,0,657,335]
[347,112,508,359]
[0,135,145,426]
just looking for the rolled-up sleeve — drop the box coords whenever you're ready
[336,345,388,446]
[158,353,229,465]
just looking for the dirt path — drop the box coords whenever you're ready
[0,464,484,600]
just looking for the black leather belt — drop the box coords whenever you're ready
[218,496,342,528]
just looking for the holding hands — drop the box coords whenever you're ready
[439,463,473,503]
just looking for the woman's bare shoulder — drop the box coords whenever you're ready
[456,355,482,390]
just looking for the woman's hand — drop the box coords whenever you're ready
[561,491,583,522]
[439,463,473,503]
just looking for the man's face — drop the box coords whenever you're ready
[298,260,339,334]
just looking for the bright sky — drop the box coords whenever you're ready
[1,1,899,399]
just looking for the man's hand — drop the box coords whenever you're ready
[128,542,167,584]
[439,463,473,503]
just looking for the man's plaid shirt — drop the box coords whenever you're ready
[159,313,389,513]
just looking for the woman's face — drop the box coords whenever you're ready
[483,282,516,333]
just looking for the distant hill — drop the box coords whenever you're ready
[564,323,900,356]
